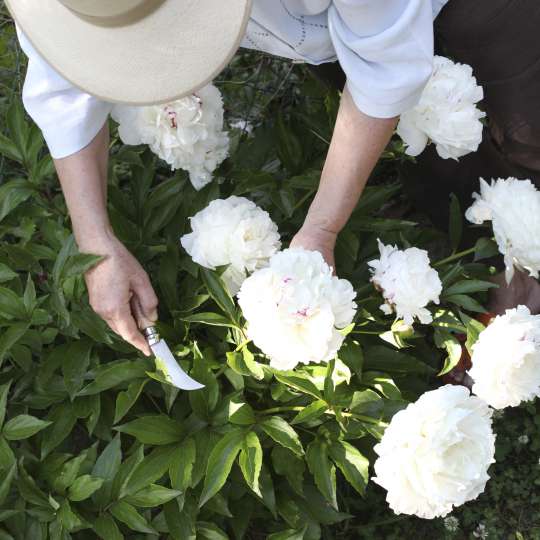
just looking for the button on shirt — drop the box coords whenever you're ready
[17,0,449,160]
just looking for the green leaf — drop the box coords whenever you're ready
[94,514,124,540]
[110,501,157,534]
[474,237,499,261]
[306,440,337,510]
[169,438,196,492]
[125,484,181,507]
[199,428,245,507]
[115,415,183,445]
[0,323,29,366]
[78,360,148,396]
[239,431,263,496]
[201,268,238,323]
[111,445,145,500]
[267,528,307,540]
[0,463,16,505]
[226,348,265,380]
[272,371,322,399]
[443,279,497,297]
[260,417,304,457]
[41,404,77,458]
[228,398,255,425]
[197,521,229,540]
[460,311,486,355]
[434,329,463,376]
[180,312,238,328]
[448,193,463,251]
[92,435,122,504]
[0,180,35,222]
[0,264,17,284]
[114,379,148,424]
[62,340,93,400]
[291,400,328,425]
[445,294,487,313]
[0,382,12,430]
[328,440,369,496]
[67,475,104,501]
[271,447,305,496]
[164,499,196,540]
[363,346,433,375]
[125,445,177,495]
[3,415,51,441]
[61,253,103,281]
[18,464,51,507]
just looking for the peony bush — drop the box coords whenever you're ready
[0,40,538,539]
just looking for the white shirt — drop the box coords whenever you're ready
[17,0,449,159]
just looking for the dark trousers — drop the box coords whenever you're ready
[310,0,540,230]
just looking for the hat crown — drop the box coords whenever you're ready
[58,0,150,18]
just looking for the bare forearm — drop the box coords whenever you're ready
[53,122,112,252]
[305,85,398,234]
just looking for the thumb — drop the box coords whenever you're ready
[131,273,159,325]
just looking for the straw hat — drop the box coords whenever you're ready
[6,0,252,104]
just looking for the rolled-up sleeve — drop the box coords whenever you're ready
[328,0,434,118]
[16,28,113,159]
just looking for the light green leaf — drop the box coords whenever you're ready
[125,445,177,495]
[180,312,238,328]
[199,428,245,507]
[328,440,369,496]
[114,379,148,424]
[306,440,337,510]
[239,431,262,496]
[115,415,183,445]
[78,360,148,396]
[260,417,304,457]
[124,484,181,507]
[68,475,104,501]
[110,501,157,534]
[291,400,328,425]
[3,414,51,441]
[169,438,196,492]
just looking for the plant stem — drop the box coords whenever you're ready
[433,246,476,267]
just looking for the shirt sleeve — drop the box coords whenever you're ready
[16,28,113,159]
[328,0,434,118]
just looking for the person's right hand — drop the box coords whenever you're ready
[83,234,158,356]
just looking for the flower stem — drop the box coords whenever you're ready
[433,246,476,267]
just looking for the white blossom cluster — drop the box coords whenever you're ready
[397,56,485,160]
[180,196,281,295]
[368,240,442,325]
[466,177,540,283]
[373,385,496,519]
[238,248,357,371]
[112,84,229,190]
[468,306,540,409]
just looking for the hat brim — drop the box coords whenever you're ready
[7,0,252,105]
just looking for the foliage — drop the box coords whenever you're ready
[0,12,539,540]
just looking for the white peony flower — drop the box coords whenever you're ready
[368,240,442,325]
[468,306,540,409]
[373,385,496,519]
[443,516,460,533]
[237,248,357,370]
[180,196,281,295]
[397,56,485,160]
[517,435,529,445]
[465,177,540,283]
[112,84,229,190]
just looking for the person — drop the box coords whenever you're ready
[6,0,537,356]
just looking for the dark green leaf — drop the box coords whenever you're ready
[67,475,104,501]
[328,440,369,496]
[124,484,181,507]
[109,501,157,534]
[239,431,262,496]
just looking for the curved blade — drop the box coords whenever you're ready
[151,339,204,391]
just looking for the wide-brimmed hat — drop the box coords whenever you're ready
[6,0,252,105]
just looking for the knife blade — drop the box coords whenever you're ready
[143,326,205,391]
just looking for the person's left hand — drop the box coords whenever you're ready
[290,224,337,272]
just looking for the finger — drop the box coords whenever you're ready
[131,273,159,322]
[111,307,152,357]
